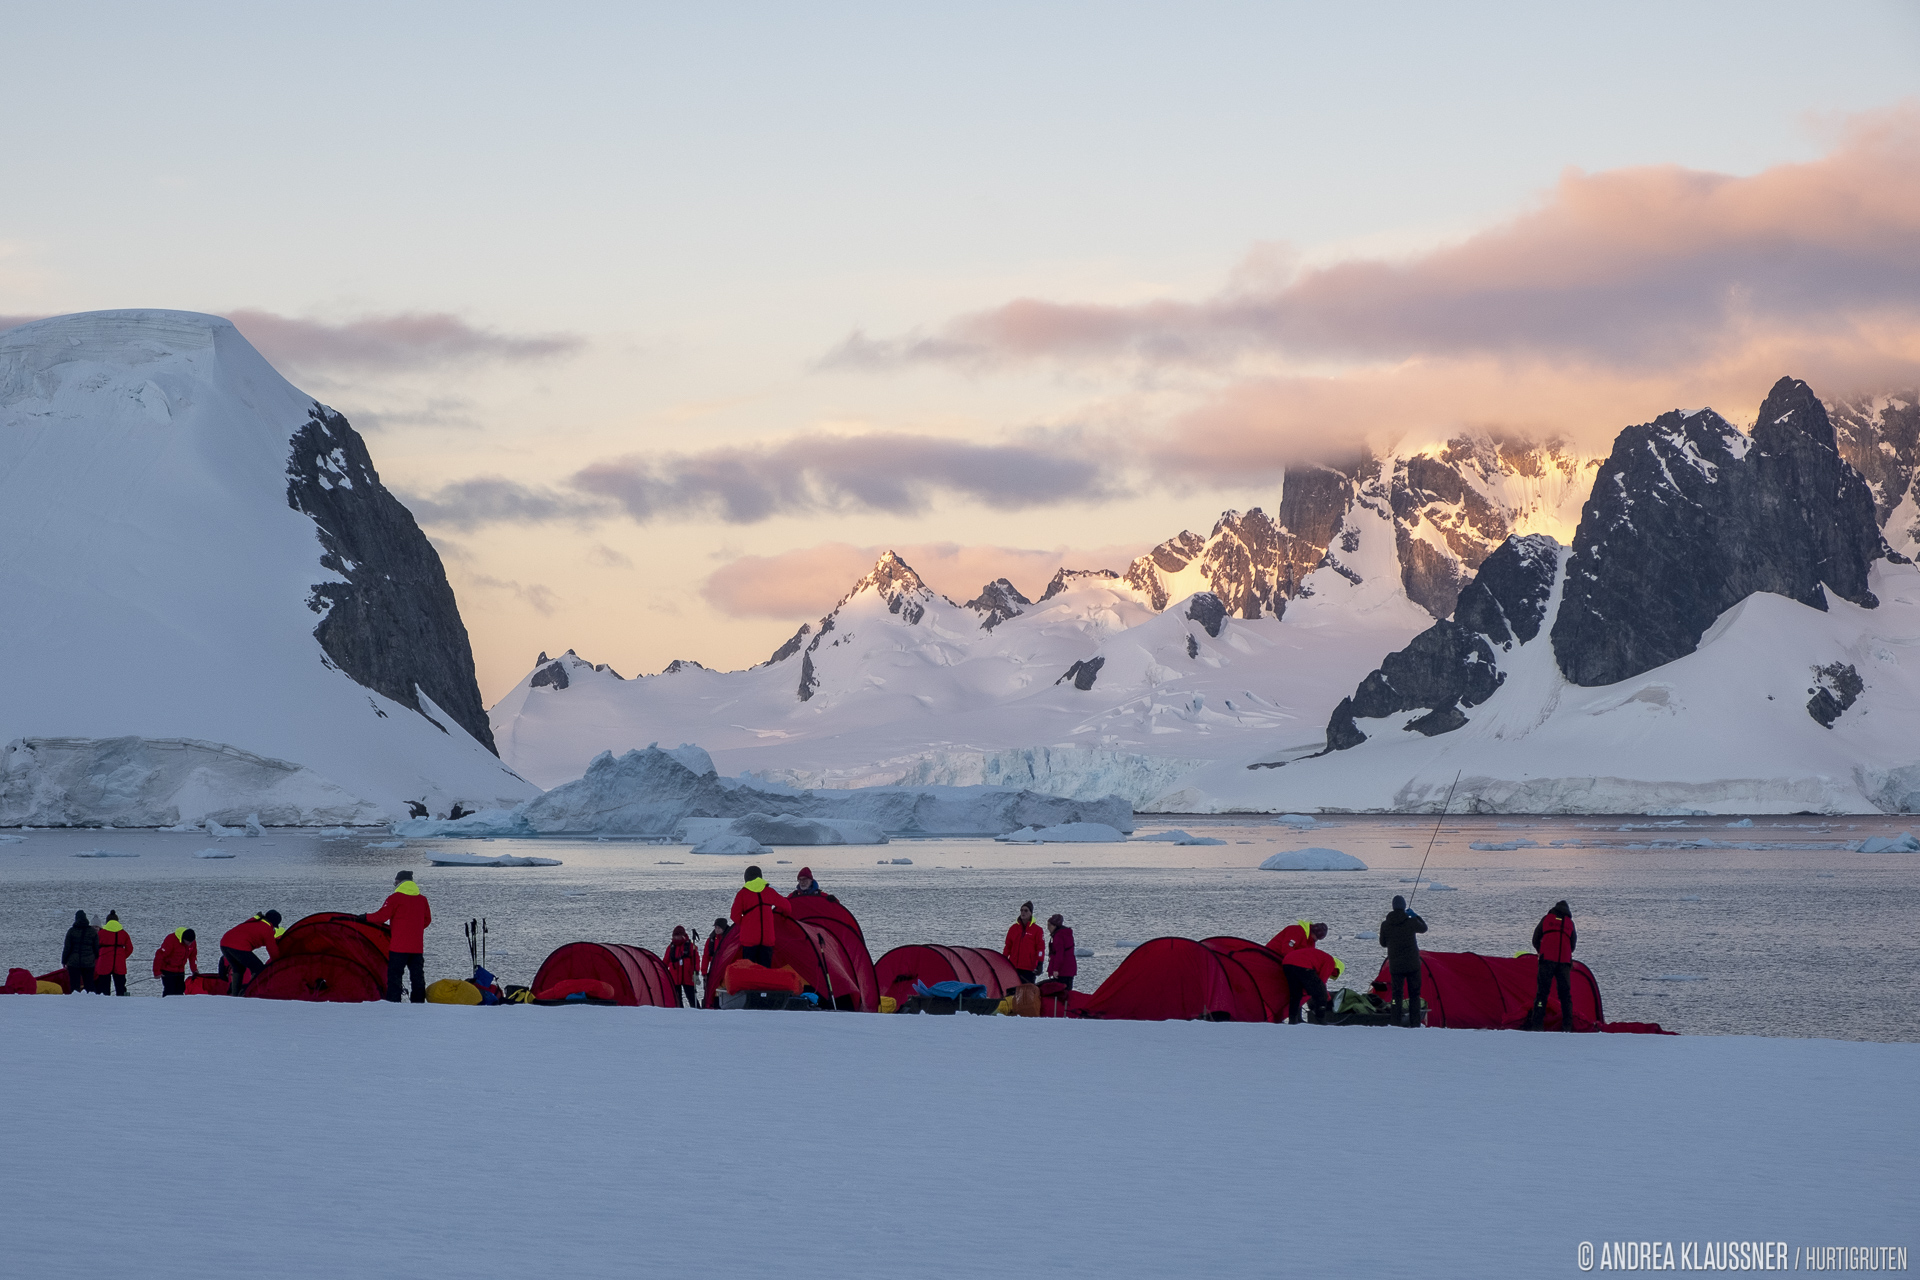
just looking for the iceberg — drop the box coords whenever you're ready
[690,833,771,856]
[72,849,138,858]
[1131,829,1227,845]
[1257,848,1367,871]
[1468,840,1538,851]
[424,851,563,867]
[195,848,235,859]
[394,745,1132,838]
[1849,832,1920,853]
[995,822,1129,843]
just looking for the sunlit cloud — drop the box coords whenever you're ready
[226,309,583,375]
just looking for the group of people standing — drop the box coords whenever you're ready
[59,910,137,995]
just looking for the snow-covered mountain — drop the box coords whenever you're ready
[0,310,537,825]
[1190,378,1920,814]
[493,377,1920,814]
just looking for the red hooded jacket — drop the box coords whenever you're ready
[730,880,787,948]
[94,921,133,977]
[153,930,200,977]
[1282,942,1338,983]
[664,933,699,985]
[368,882,432,953]
[1268,921,1311,954]
[1002,919,1044,971]
[1534,912,1576,964]
[220,918,280,960]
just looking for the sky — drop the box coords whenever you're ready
[1,3,1917,701]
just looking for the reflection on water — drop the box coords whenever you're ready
[4,814,1916,1041]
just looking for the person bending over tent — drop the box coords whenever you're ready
[792,867,825,898]
[665,926,700,1007]
[1378,896,1428,1027]
[93,912,133,996]
[1003,902,1045,984]
[1281,924,1342,1025]
[1268,918,1312,955]
[152,928,200,996]
[220,912,282,995]
[62,911,98,997]
[731,866,788,968]
[1527,901,1577,1031]
[362,871,432,1004]
[702,917,728,1004]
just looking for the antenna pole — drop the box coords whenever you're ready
[1407,770,1462,914]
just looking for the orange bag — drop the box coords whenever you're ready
[725,960,804,994]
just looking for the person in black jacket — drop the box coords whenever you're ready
[1377,895,1428,1026]
[62,911,98,996]
[1528,900,1578,1030]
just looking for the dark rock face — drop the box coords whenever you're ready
[798,651,819,701]
[765,624,811,666]
[286,404,497,753]
[529,662,569,691]
[1830,392,1920,530]
[661,659,704,674]
[1323,534,1561,750]
[1551,379,1887,688]
[1123,479,1349,619]
[1186,634,1199,659]
[1807,662,1863,728]
[1038,567,1120,603]
[1056,657,1105,690]
[1185,592,1226,638]
[966,578,1033,630]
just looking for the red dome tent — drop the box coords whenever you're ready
[1076,937,1270,1022]
[786,897,879,1012]
[245,911,390,1004]
[533,943,676,1007]
[874,945,1021,1010]
[1371,951,1603,1030]
[704,911,870,1010]
[1201,937,1289,1022]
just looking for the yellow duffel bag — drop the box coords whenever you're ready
[36,981,63,995]
[426,979,483,1005]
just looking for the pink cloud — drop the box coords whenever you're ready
[225,309,582,374]
[701,541,1152,621]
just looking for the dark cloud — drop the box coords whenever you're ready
[398,477,611,531]
[226,309,583,374]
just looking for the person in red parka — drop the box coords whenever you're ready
[364,870,432,1003]
[152,927,200,997]
[220,911,282,995]
[93,911,133,996]
[1280,923,1342,1024]
[1527,900,1578,1031]
[1002,901,1045,984]
[730,866,787,968]
[702,916,728,1004]
[1267,918,1313,956]
[664,925,700,1008]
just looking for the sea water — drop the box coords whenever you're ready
[3,815,1915,1041]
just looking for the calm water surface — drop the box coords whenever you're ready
[4,814,1915,1041]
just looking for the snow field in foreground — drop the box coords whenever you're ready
[0,1001,1912,1280]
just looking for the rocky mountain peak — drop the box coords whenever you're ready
[1038,567,1121,603]
[842,550,935,624]
[965,578,1033,630]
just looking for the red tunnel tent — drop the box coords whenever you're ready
[533,943,676,1007]
[874,945,1021,1010]
[785,897,879,1011]
[245,911,391,1003]
[705,913,869,1010]
[1372,951,1603,1030]
[1076,937,1270,1022]
[1201,937,1290,1022]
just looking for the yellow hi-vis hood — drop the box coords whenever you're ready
[174,927,189,942]
[102,920,123,933]
[396,881,421,896]
[744,878,767,893]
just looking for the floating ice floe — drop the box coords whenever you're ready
[1258,848,1366,871]
[157,822,201,833]
[1074,947,1093,957]
[1849,832,1919,853]
[195,848,235,859]
[881,857,913,865]
[204,820,239,839]
[425,851,563,867]
[1422,882,1458,891]
[0,834,23,844]
[996,822,1128,843]
[1271,814,1325,829]
[690,833,771,856]
[1725,819,1754,829]
[1131,829,1227,845]
[72,849,138,858]
[1469,840,1539,851]
[317,827,355,839]
[244,814,265,837]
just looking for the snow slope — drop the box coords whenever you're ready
[0,999,1911,1279]
[0,311,536,824]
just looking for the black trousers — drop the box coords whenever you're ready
[1284,966,1329,1023]
[1014,968,1036,985]
[66,964,93,994]
[222,947,264,995]
[742,944,774,968]
[674,983,695,1008]
[160,972,186,996]
[1532,960,1573,1030]
[1390,968,1422,1024]
[386,951,426,1003]
[101,972,128,996]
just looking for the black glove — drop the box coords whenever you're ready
[356,914,368,924]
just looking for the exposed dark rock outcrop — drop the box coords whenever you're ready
[661,659,704,674]
[1185,592,1226,638]
[1186,634,1199,659]
[1830,391,1920,530]
[966,578,1033,630]
[765,624,811,665]
[1807,662,1863,728]
[529,662,569,691]
[1551,379,1888,688]
[286,404,497,753]
[1056,657,1105,690]
[1323,534,1561,750]
[1038,567,1120,603]
[798,651,819,701]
